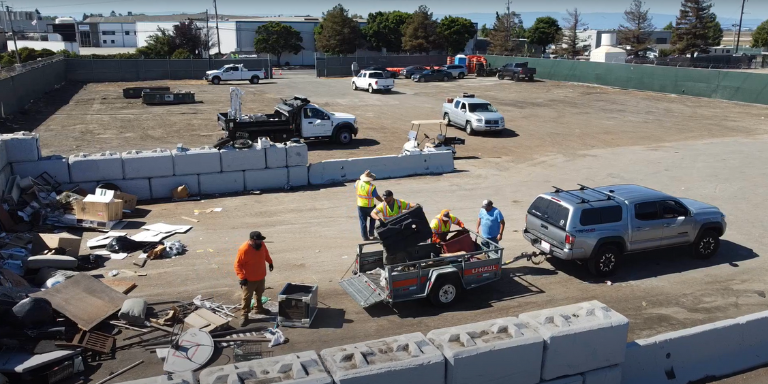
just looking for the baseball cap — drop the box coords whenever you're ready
[249,231,266,240]
[482,200,493,208]
[382,190,394,198]
[441,210,451,219]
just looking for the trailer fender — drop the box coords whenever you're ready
[427,269,463,294]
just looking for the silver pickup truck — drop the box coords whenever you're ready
[523,184,727,276]
[442,93,505,135]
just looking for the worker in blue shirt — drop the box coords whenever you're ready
[476,200,505,247]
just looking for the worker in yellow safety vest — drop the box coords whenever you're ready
[370,190,414,226]
[355,170,384,241]
[430,210,465,243]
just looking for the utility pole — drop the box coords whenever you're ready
[205,9,210,57]
[6,6,20,65]
[506,0,511,51]
[734,0,747,54]
[0,1,7,32]
[213,0,221,55]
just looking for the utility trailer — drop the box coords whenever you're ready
[340,230,504,308]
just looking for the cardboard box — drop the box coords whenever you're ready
[31,233,83,257]
[75,194,124,222]
[95,188,137,211]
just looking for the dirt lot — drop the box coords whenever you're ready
[14,72,768,382]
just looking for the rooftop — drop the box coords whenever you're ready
[84,14,365,23]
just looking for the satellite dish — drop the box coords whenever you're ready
[163,328,214,373]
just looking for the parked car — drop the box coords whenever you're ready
[497,62,537,82]
[351,70,395,93]
[204,64,266,85]
[412,69,452,83]
[442,93,505,135]
[523,184,727,276]
[400,65,429,79]
[364,66,397,78]
[440,64,468,79]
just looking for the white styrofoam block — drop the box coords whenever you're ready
[199,351,331,384]
[220,145,266,172]
[320,333,445,384]
[122,149,174,179]
[519,300,629,380]
[286,142,309,167]
[288,166,308,187]
[68,152,123,182]
[12,156,71,183]
[244,168,288,191]
[199,171,244,195]
[172,146,221,176]
[99,178,151,201]
[427,317,544,384]
[582,365,621,384]
[149,175,200,199]
[0,132,40,163]
[111,371,195,384]
[59,182,98,194]
[622,310,768,384]
[540,375,584,384]
[266,143,287,168]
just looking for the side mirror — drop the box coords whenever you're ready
[460,109,467,113]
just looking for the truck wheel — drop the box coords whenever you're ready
[528,75,535,82]
[419,77,425,83]
[442,76,449,82]
[691,230,720,259]
[211,76,221,85]
[465,121,475,136]
[512,73,520,82]
[429,276,461,307]
[497,73,505,80]
[458,72,465,79]
[352,82,357,90]
[335,128,353,145]
[249,76,260,84]
[368,85,374,94]
[588,245,620,276]
[443,113,451,127]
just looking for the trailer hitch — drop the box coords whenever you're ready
[503,251,548,266]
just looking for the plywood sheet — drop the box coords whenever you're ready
[31,273,126,330]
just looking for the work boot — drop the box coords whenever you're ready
[255,307,271,316]
[238,314,249,327]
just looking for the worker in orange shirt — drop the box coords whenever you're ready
[234,231,274,327]
[430,209,465,243]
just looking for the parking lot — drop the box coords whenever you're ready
[20,71,768,381]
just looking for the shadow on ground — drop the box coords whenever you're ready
[306,138,380,152]
[2,82,85,134]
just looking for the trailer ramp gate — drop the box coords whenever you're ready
[339,274,386,308]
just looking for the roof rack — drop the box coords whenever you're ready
[552,186,589,204]
[552,185,623,204]
[578,184,628,203]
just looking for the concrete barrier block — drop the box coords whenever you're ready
[288,166,308,187]
[286,142,309,166]
[199,351,330,384]
[12,155,71,183]
[150,175,200,199]
[0,132,40,163]
[519,300,629,380]
[111,371,195,384]
[266,143,287,168]
[582,365,621,384]
[427,317,544,384]
[172,146,221,176]
[320,332,444,384]
[424,151,455,174]
[244,168,288,191]
[541,375,584,384]
[59,182,98,195]
[68,152,123,182]
[308,159,351,185]
[199,171,244,195]
[220,145,266,172]
[122,149,174,179]
[99,178,151,201]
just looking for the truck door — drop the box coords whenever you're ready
[223,66,239,81]
[301,107,333,137]
[459,102,469,125]
[629,201,665,250]
[659,200,694,246]
[451,99,462,122]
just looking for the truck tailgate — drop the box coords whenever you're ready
[339,274,386,308]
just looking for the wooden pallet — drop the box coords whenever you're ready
[57,330,116,361]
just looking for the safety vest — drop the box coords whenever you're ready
[355,181,376,207]
[375,200,411,221]
[431,214,459,234]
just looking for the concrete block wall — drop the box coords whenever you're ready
[99,178,152,201]
[220,145,266,172]
[245,168,288,191]
[12,155,70,183]
[149,175,199,199]
[266,143,287,168]
[172,146,221,176]
[122,149,174,179]
[286,142,309,167]
[199,351,331,384]
[69,152,123,182]
[288,166,309,188]
[0,132,41,163]
[199,171,245,195]
[308,152,456,185]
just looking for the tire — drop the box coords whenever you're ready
[528,75,534,82]
[96,182,121,192]
[587,245,620,276]
[465,121,475,136]
[497,73,505,80]
[691,230,720,259]
[458,72,465,79]
[428,276,462,307]
[513,73,520,82]
[249,76,260,84]
[335,127,353,145]
[442,76,449,82]
[419,77,425,83]
[213,137,233,149]
[443,113,451,126]
[211,76,221,85]
[368,85,374,94]
[352,82,357,90]
[233,139,253,149]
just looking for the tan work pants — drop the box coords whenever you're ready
[241,279,266,316]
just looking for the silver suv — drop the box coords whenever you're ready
[523,184,727,276]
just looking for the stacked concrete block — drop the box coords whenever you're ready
[199,351,331,384]
[219,145,267,172]
[0,132,40,163]
[68,152,123,182]
[122,149,174,179]
[112,371,195,384]
[149,175,200,199]
[266,143,287,168]
[199,171,245,195]
[288,166,308,187]
[12,155,71,183]
[286,141,309,166]
[425,151,455,174]
[582,365,621,384]
[308,159,352,185]
[519,300,629,381]
[245,168,288,191]
[172,146,221,176]
[427,317,544,384]
[99,179,152,201]
[320,333,445,384]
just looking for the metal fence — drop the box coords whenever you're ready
[316,54,449,77]
[65,58,272,82]
[0,58,66,117]
[0,54,65,80]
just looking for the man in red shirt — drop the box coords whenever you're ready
[234,231,274,326]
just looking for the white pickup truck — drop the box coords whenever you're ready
[351,70,395,93]
[205,64,267,85]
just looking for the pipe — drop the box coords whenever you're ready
[94,360,143,384]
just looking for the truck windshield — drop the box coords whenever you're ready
[218,66,230,71]
[468,103,497,113]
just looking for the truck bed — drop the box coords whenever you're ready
[217,112,296,141]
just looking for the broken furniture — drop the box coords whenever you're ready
[57,330,116,361]
[375,204,433,265]
[184,308,228,333]
[278,283,318,328]
[0,349,81,383]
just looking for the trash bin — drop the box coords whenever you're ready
[277,283,318,328]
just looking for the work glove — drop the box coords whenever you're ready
[239,279,248,287]
[269,264,274,272]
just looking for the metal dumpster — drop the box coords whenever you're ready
[142,91,196,105]
[122,86,171,99]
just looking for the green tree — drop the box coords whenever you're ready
[753,20,768,49]
[1,55,16,68]
[172,20,204,57]
[137,27,174,58]
[37,48,56,58]
[706,13,723,46]
[618,0,655,55]
[488,11,523,55]
[672,0,719,55]
[526,16,562,54]
[171,49,191,59]
[362,11,411,52]
[438,16,476,55]
[402,5,441,54]
[663,21,674,31]
[253,21,303,65]
[561,8,588,57]
[315,4,362,55]
[18,47,38,62]
[479,24,489,38]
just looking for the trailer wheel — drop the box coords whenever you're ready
[429,276,461,307]
[335,128,353,145]
[211,76,221,85]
